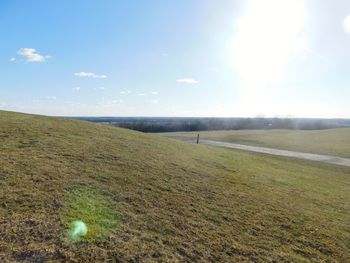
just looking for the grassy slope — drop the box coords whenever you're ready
[0,111,349,262]
[163,128,350,158]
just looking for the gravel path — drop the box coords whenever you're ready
[170,136,350,167]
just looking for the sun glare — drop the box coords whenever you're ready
[232,0,306,93]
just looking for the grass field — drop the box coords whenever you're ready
[162,128,350,158]
[1,111,350,262]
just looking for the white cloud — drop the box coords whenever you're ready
[151,91,158,95]
[72,86,81,91]
[0,101,9,107]
[9,57,16,62]
[92,87,106,90]
[17,48,51,62]
[45,96,56,100]
[177,78,199,84]
[151,99,158,104]
[111,99,123,104]
[120,90,131,94]
[0,101,18,111]
[74,72,107,79]
[99,98,124,106]
[343,15,350,34]
[138,93,146,96]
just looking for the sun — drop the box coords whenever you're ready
[232,0,306,94]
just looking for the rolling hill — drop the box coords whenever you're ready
[0,111,349,262]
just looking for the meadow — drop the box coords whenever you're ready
[0,111,349,262]
[163,128,350,158]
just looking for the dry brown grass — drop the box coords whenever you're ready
[0,110,350,262]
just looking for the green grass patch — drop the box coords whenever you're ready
[63,185,120,242]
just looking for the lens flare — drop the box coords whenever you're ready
[68,220,88,241]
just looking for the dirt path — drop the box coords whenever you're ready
[170,136,350,167]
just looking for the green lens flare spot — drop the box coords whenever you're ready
[69,220,88,241]
[63,185,120,242]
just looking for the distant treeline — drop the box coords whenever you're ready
[68,117,350,133]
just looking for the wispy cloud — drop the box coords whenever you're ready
[177,78,199,84]
[9,57,16,62]
[343,15,350,34]
[110,99,123,104]
[94,86,105,90]
[138,93,146,96]
[0,101,18,111]
[99,98,124,106]
[17,48,51,62]
[72,86,81,91]
[74,72,107,79]
[45,96,56,100]
[151,91,158,95]
[120,90,131,94]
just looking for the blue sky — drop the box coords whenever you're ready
[1,0,350,117]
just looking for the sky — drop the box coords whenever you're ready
[1,0,350,118]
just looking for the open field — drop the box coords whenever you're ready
[162,128,350,158]
[1,111,350,262]
[169,138,350,167]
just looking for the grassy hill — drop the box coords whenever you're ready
[0,111,350,262]
[163,128,350,158]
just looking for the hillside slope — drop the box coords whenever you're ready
[0,111,350,262]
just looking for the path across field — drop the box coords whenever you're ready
[171,136,350,167]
